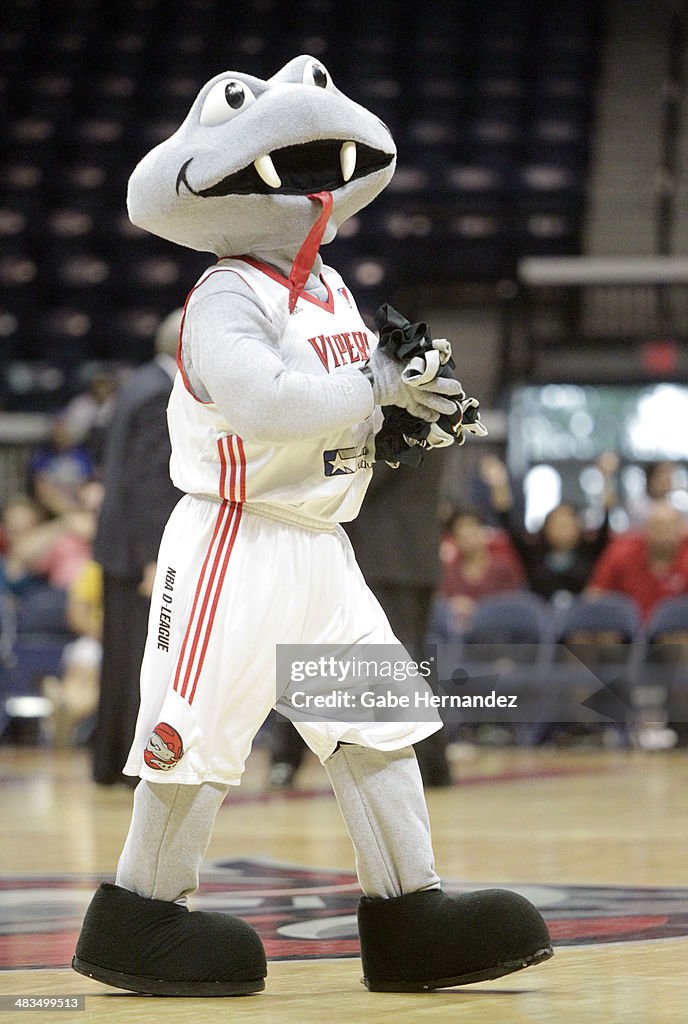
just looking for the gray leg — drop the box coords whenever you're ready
[324,744,441,899]
[116,780,229,903]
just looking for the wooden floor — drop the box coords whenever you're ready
[1,741,687,1022]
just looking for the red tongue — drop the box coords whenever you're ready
[288,191,333,313]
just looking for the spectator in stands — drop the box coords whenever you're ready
[436,506,524,635]
[43,557,103,747]
[0,485,101,652]
[61,366,118,467]
[28,414,97,517]
[91,309,183,786]
[11,482,101,592]
[646,460,678,501]
[587,501,688,620]
[479,453,616,601]
[0,495,47,597]
[626,460,687,525]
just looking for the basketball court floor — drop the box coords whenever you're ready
[1,741,686,1022]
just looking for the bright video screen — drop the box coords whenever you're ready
[507,383,688,531]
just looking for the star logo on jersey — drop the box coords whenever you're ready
[323,447,357,475]
[337,286,353,308]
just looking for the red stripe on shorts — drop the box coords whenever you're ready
[228,436,237,501]
[218,438,227,500]
[236,436,246,502]
[173,502,230,698]
[187,502,243,704]
[177,502,240,701]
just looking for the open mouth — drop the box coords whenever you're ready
[176,140,394,197]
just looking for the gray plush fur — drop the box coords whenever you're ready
[127,54,397,260]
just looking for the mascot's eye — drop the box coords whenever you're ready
[199,78,256,126]
[311,64,328,88]
[302,59,334,91]
[225,82,245,108]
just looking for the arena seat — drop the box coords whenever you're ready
[0,0,602,407]
[531,593,643,746]
[431,591,553,745]
[0,585,73,744]
[634,596,688,737]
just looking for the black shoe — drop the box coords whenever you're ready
[73,883,266,996]
[358,887,553,991]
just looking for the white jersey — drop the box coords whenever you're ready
[124,259,442,786]
[168,257,381,524]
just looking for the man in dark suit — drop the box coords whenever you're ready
[345,453,452,786]
[269,451,452,789]
[91,310,184,785]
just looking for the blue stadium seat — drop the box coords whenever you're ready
[0,585,72,743]
[0,0,601,391]
[554,592,642,646]
[463,591,552,649]
[636,596,688,733]
[532,593,643,745]
[433,592,552,743]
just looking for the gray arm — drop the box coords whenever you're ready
[182,280,374,444]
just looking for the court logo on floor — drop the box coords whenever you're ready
[1,860,687,967]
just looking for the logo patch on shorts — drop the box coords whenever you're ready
[143,722,184,771]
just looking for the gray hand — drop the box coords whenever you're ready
[365,346,463,421]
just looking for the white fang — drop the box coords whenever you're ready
[340,141,357,182]
[254,153,281,188]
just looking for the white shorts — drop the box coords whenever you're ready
[124,495,441,785]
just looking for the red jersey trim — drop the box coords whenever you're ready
[228,255,336,314]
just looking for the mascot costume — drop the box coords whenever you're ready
[73,55,552,995]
